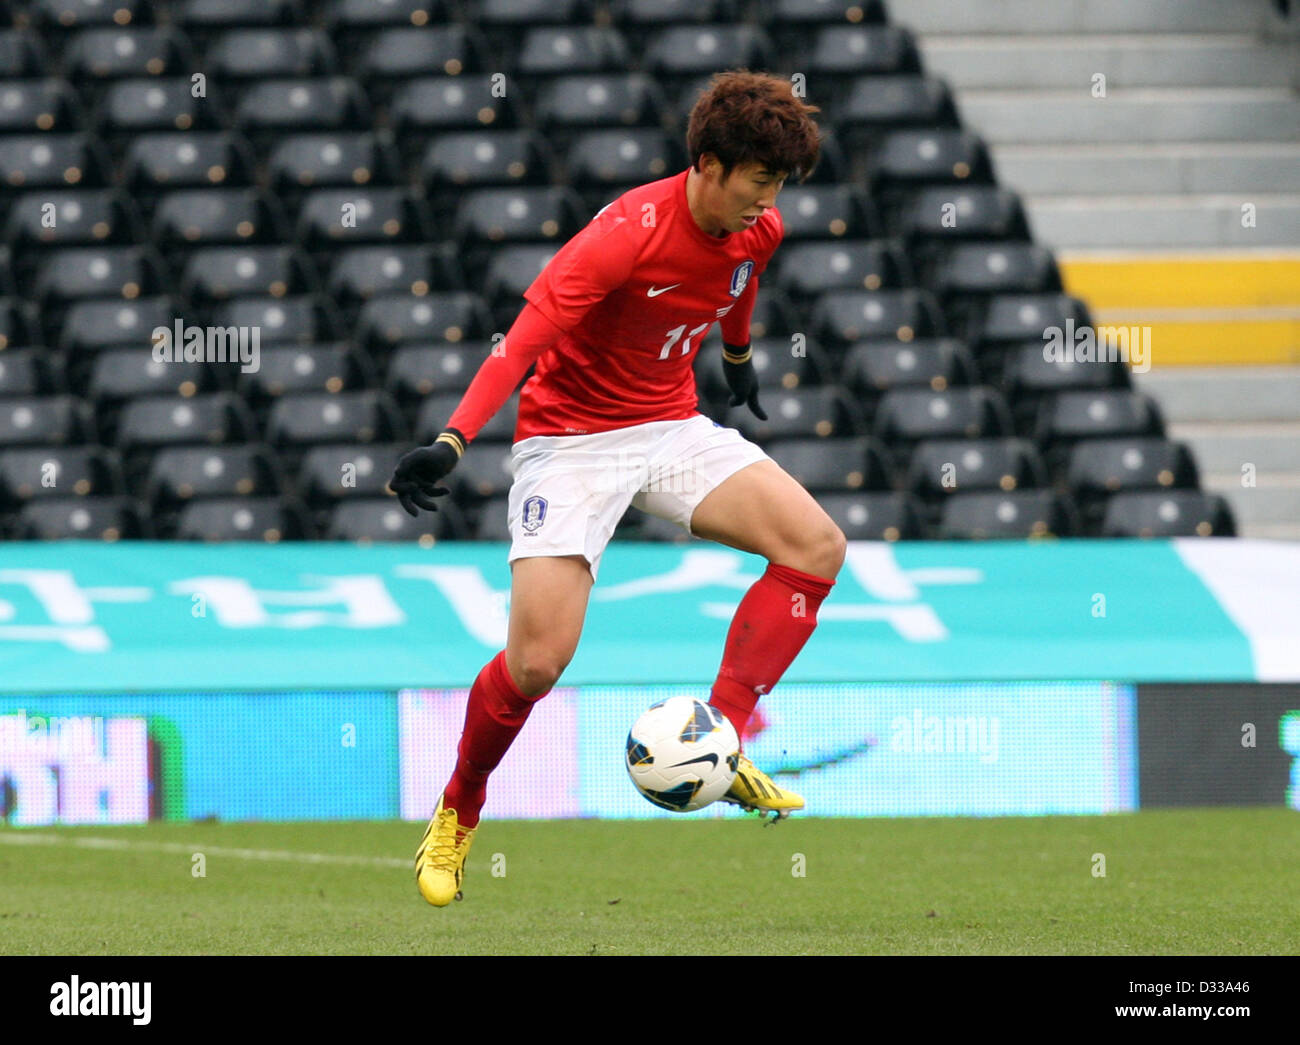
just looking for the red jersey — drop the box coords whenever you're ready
[514,169,783,440]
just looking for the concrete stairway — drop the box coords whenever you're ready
[1134,368,1300,538]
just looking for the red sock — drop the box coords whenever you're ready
[442,649,544,829]
[708,563,834,742]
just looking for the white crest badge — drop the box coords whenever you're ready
[729,260,755,299]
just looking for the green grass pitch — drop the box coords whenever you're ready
[1,808,1296,955]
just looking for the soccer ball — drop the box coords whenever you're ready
[625,696,740,812]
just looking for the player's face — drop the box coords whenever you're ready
[695,158,787,235]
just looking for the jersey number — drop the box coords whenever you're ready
[659,323,710,360]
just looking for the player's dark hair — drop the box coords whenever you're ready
[686,70,821,183]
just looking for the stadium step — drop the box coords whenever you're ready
[957,88,1300,145]
[1059,253,1300,364]
[921,34,1298,90]
[1026,195,1300,249]
[991,143,1300,197]
[887,0,1287,34]
[1134,369,1300,538]
[1135,366,1300,419]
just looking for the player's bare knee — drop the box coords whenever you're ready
[793,519,846,579]
[507,648,569,698]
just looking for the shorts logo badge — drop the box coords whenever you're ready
[522,495,548,533]
[729,260,754,298]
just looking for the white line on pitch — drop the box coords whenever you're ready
[0,831,407,868]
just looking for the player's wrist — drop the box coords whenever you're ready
[722,342,752,365]
[433,428,467,459]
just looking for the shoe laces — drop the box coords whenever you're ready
[423,809,474,870]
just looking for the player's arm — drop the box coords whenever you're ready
[388,303,563,516]
[718,274,767,421]
[389,211,638,516]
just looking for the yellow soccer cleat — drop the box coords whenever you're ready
[414,795,476,906]
[721,754,805,822]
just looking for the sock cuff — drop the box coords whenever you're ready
[490,648,548,708]
[764,562,835,600]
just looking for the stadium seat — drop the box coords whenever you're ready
[58,296,178,361]
[726,386,864,441]
[326,497,463,544]
[239,345,375,406]
[873,386,1013,446]
[516,27,630,79]
[205,29,336,82]
[326,0,446,31]
[449,441,515,501]
[212,295,343,346]
[804,25,920,78]
[643,25,775,84]
[0,446,121,504]
[415,392,518,444]
[0,79,81,134]
[482,245,557,326]
[150,189,287,260]
[34,0,150,29]
[63,27,189,82]
[233,78,370,136]
[611,0,739,27]
[264,390,405,450]
[297,443,406,508]
[177,0,302,35]
[867,130,995,209]
[817,490,924,541]
[1033,390,1164,448]
[174,496,309,541]
[565,129,679,196]
[0,349,63,396]
[16,496,147,540]
[809,288,944,347]
[359,27,483,89]
[895,186,1032,244]
[99,78,224,141]
[836,76,957,139]
[123,132,256,193]
[267,134,402,199]
[296,188,432,251]
[906,438,1047,506]
[773,184,876,240]
[180,246,317,305]
[0,30,47,78]
[353,292,494,355]
[772,240,911,298]
[842,338,978,397]
[453,187,586,246]
[765,436,893,492]
[386,343,492,400]
[328,245,454,308]
[534,74,667,133]
[939,490,1078,539]
[88,348,218,414]
[695,334,828,402]
[421,131,552,210]
[389,77,518,145]
[0,134,111,194]
[115,393,256,458]
[1101,491,1235,538]
[0,395,93,447]
[33,245,166,308]
[971,293,1090,349]
[1067,438,1199,532]
[5,191,138,259]
[146,444,282,511]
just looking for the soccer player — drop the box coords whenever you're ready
[390,71,846,906]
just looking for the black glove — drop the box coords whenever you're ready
[722,342,768,421]
[388,428,466,517]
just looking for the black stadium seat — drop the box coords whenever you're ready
[0,1,1224,546]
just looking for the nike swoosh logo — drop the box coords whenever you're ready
[646,284,680,297]
[669,753,719,770]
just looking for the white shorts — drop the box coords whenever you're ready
[506,413,770,583]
